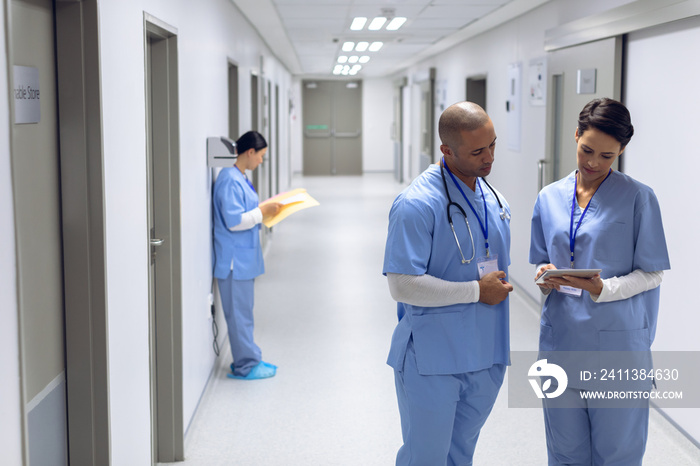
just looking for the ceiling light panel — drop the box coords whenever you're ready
[342,41,355,52]
[350,17,367,30]
[355,42,369,52]
[386,17,407,31]
[368,17,387,30]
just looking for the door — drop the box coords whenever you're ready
[392,79,405,183]
[145,18,184,463]
[466,75,487,111]
[545,37,623,185]
[418,69,436,171]
[302,80,362,175]
[11,0,68,463]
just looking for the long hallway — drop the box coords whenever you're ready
[181,174,700,465]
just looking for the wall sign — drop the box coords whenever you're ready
[13,66,41,124]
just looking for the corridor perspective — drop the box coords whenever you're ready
[180,175,700,466]
[4,0,700,464]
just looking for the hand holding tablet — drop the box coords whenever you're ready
[535,268,602,285]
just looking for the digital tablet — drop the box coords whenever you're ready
[535,269,602,285]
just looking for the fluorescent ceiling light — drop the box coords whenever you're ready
[342,41,355,52]
[386,17,407,31]
[348,56,359,64]
[333,65,343,75]
[350,17,367,30]
[355,42,369,52]
[368,17,387,30]
[359,56,370,64]
[351,65,362,71]
[337,56,348,63]
[369,42,383,52]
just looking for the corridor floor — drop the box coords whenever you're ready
[180,174,700,466]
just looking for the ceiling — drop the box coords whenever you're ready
[232,0,551,78]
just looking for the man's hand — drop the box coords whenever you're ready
[478,271,514,305]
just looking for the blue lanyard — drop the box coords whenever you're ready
[569,169,611,267]
[237,166,256,193]
[443,159,490,256]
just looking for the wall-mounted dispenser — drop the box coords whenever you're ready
[207,136,237,167]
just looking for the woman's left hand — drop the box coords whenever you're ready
[545,274,603,295]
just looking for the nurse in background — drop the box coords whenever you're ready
[529,98,670,465]
[213,130,281,380]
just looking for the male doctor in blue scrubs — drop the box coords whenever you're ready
[383,101,513,465]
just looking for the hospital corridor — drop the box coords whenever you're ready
[178,174,700,466]
[3,0,700,465]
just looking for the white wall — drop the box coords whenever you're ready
[624,14,700,441]
[362,78,394,172]
[391,0,640,299]
[0,0,25,463]
[385,0,698,445]
[97,0,293,463]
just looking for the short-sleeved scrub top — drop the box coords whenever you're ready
[383,164,511,376]
[212,167,264,281]
[529,170,670,356]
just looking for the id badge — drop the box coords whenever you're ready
[559,285,582,297]
[477,254,499,279]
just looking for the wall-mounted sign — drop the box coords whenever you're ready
[13,65,40,124]
[577,68,597,94]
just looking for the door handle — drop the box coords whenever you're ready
[150,238,164,247]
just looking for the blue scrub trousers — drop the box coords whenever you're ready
[543,387,649,465]
[394,340,505,466]
[218,274,261,377]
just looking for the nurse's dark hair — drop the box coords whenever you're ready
[577,98,634,147]
[235,130,268,155]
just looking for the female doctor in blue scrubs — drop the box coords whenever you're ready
[530,98,670,465]
[213,131,281,380]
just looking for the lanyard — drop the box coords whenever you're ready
[236,166,256,193]
[443,159,490,256]
[569,169,611,267]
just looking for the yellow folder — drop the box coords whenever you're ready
[259,188,319,227]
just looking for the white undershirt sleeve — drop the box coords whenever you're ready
[386,272,480,307]
[229,207,263,231]
[591,269,664,303]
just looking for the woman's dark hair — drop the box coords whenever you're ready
[577,98,634,147]
[236,130,267,155]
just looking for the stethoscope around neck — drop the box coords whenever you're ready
[439,158,510,264]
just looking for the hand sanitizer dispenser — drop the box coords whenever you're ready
[207,136,237,167]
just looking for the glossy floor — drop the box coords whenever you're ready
[179,174,700,465]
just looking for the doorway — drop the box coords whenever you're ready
[144,16,184,463]
[466,76,487,111]
[546,37,623,183]
[302,80,363,175]
[11,1,67,463]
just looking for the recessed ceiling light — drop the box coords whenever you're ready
[350,17,367,30]
[368,17,387,31]
[355,42,369,52]
[333,65,343,75]
[386,17,407,31]
[369,42,383,52]
[359,56,370,64]
[342,41,355,52]
[337,56,348,63]
[348,56,359,64]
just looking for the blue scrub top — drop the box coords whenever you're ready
[529,170,670,354]
[212,167,264,280]
[383,164,511,375]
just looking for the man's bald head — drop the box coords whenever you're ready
[438,102,490,150]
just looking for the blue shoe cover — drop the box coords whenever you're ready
[227,362,276,380]
[230,361,277,373]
